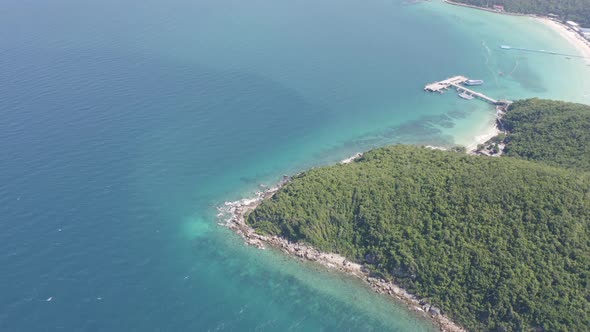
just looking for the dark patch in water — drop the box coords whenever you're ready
[421,113,455,129]
[508,58,547,93]
[317,111,457,159]
[447,109,470,119]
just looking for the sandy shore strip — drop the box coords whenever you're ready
[218,153,466,332]
[537,18,590,64]
[466,122,500,153]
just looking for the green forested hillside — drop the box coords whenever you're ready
[247,145,590,331]
[247,99,590,330]
[500,99,590,171]
[453,0,590,26]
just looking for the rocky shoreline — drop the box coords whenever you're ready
[218,154,466,332]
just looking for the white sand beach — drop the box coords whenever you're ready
[467,123,500,152]
[536,18,590,64]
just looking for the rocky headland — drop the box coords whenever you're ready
[218,155,466,332]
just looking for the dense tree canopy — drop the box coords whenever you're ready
[247,98,590,331]
[499,98,590,171]
[453,0,590,26]
[248,146,590,331]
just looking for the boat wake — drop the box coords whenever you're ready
[481,40,500,85]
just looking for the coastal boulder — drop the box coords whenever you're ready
[428,306,441,316]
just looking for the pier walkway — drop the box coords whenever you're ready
[424,75,468,93]
[451,84,497,104]
[424,76,510,106]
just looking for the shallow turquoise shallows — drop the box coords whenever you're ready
[1,0,589,331]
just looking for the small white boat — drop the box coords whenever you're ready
[500,45,511,49]
[458,92,474,100]
[464,79,484,86]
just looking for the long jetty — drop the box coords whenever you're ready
[500,45,590,59]
[452,84,497,104]
[424,75,511,106]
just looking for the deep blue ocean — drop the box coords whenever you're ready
[2,0,589,331]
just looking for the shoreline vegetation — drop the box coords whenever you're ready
[444,0,590,27]
[466,109,502,154]
[218,4,590,330]
[220,99,590,331]
[217,105,506,332]
[218,168,466,332]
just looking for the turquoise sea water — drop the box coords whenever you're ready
[2,0,589,331]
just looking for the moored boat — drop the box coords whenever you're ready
[464,79,484,86]
[458,92,474,100]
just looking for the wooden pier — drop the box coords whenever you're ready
[452,84,497,104]
[424,75,510,106]
[424,76,468,93]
